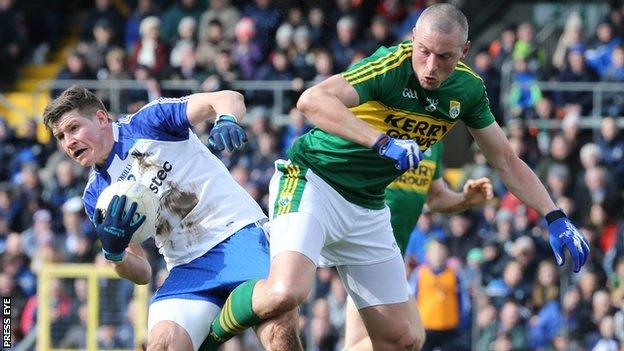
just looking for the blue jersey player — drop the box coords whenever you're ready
[43,85,301,351]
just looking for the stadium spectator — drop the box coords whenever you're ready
[241,0,281,56]
[359,15,396,56]
[586,22,622,77]
[231,17,264,80]
[330,16,362,72]
[253,49,303,110]
[97,48,131,110]
[159,0,203,44]
[124,0,161,51]
[279,107,312,156]
[312,48,334,83]
[596,117,624,184]
[473,49,502,121]
[508,58,542,119]
[127,16,170,78]
[601,46,624,116]
[169,16,197,69]
[196,19,227,71]
[477,300,528,351]
[78,19,119,74]
[52,49,96,98]
[80,0,124,46]
[290,26,316,81]
[0,0,27,88]
[552,12,585,71]
[554,44,600,115]
[307,7,330,49]
[410,239,465,351]
[198,0,239,42]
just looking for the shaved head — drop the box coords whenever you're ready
[416,3,469,43]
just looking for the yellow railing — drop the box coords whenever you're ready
[37,264,149,351]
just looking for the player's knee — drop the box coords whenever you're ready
[267,281,308,313]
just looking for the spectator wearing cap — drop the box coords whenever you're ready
[198,0,239,42]
[127,16,170,78]
[461,247,485,293]
[554,43,600,115]
[80,0,124,46]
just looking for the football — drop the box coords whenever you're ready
[95,180,159,244]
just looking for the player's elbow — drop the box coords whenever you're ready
[296,87,321,119]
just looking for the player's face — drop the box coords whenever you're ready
[52,110,110,167]
[411,24,470,90]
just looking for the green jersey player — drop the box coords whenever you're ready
[204,4,588,350]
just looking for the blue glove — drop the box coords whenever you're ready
[94,195,146,262]
[372,134,423,171]
[208,114,247,152]
[546,209,590,273]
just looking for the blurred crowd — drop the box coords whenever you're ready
[2,0,624,350]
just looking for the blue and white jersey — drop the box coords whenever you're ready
[83,97,267,270]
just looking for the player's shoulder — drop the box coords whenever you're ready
[345,41,413,75]
[451,61,484,85]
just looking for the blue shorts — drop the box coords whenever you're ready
[151,223,270,306]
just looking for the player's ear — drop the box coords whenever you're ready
[95,109,110,127]
[461,40,471,59]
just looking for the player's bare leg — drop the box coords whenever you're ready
[255,308,303,350]
[355,299,425,351]
[345,296,369,348]
[252,251,317,318]
[147,321,194,351]
[346,295,425,351]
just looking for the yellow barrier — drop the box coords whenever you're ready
[37,264,149,351]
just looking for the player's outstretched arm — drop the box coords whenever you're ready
[297,75,380,147]
[426,177,493,213]
[468,123,590,272]
[186,90,246,126]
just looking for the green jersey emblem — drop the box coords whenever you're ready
[449,100,461,119]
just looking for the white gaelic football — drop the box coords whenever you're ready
[95,180,159,244]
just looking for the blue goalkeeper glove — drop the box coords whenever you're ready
[372,134,423,171]
[546,209,590,273]
[94,195,146,262]
[208,114,247,152]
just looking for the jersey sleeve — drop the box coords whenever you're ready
[342,42,412,104]
[433,141,444,180]
[461,82,496,129]
[117,97,192,141]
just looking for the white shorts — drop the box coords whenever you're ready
[268,160,407,307]
[148,298,220,350]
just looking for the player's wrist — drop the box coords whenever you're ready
[103,248,126,262]
[215,114,238,124]
[545,209,567,225]
[371,133,391,153]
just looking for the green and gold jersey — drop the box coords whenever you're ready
[386,141,443,254]
[289,41,495,209]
